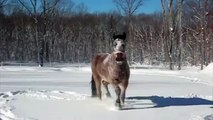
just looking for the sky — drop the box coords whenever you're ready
[72,0,162,14]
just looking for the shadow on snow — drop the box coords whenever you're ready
[123,96,213,110]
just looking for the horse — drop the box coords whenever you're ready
[91,32,130,109]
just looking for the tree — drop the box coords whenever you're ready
[161,0,176,70]
[113,0,144,63]
[185,0,212,70]
[17,0,60,66]
[0,0,212,68]
[113,0,143,18]
[177,0,184,70]
[0,0,8,15]
[0,0,7,8]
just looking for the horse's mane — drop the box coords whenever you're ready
[113,32,126,40]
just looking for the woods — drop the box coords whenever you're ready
[0,0,212,69]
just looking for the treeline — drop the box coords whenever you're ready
[0,0,212,70]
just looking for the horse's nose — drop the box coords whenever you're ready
[115,52,126,61]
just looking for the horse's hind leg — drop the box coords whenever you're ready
[105,85,111,98]
[91,75,97,97]
[96,81,102,100]
[93,76,102,100]
[102,81,111,97]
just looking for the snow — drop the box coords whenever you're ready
[0,64,212,120]
[201,63,213,76]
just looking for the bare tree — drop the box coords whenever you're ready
[41,0,60,63]
[185,0,212,70]
[161,0,175,70]
[168,0,175,70]
[1,0,212,68]
[177,0,184,70]
[17,0,60,66]
[113,0,144,63]
[113,0,143,18]
[161,0,181,70]
[0,0,8,15]
[0,0,7,8]
[17,0,41,66]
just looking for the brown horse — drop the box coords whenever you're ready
[91,32,130,109]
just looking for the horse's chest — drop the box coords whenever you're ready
[111,69,123,77]
[98,63,129,83]
[108,67,128,80]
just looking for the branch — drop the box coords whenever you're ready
[40,0,60,16]
[131,0,143,15]
[0,0,7,8]
[161,0,166,16]
[17,0,33,16]
[113,0,144,16]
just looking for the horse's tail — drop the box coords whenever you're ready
[91,75,97,97]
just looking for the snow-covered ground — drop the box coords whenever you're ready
[0,64,212,120]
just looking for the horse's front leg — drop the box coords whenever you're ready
[114,85,121,107]
[119,84,126,105]
[102,81,111,97]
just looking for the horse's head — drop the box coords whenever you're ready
[113,32,126,52]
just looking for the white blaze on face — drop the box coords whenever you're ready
[114,39,125,52]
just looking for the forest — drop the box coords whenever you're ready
[0,0,212,70]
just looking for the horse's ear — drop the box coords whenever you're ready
[122,32,126,40]
[113,33,116,40]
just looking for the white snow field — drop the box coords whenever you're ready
[0,64,212,120]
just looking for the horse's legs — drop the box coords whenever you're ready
[105,85,111,97]
[102,81,111,97]
[119,85,126,105]
[114,85,121,107]
[91,75,97,97]
[94,77,102,100]
[114,83,127,109]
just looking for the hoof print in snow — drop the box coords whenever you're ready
[3,94,9,98]
[0,93,4,96]
[11,90,24,95]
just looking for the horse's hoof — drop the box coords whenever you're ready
[116,105,122,110]
[115,102,122,109]
[91,95,97,98]
[106,93,112,98]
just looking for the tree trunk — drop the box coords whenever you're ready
[177,0,183,70]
